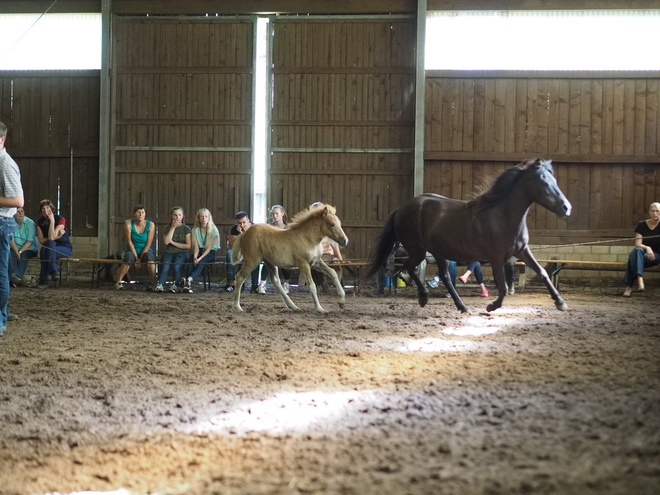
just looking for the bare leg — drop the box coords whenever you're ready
[517,247,568,311]
[146,261,156,285]
[115,263,130,285]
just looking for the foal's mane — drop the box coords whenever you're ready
[288,203,337,230]
[468,158,549,212]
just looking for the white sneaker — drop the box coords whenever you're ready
[154,284,164,293]
[115,282,125,291]
[257,284,266,294]
[168,285,178,293]
[282,282,290,294]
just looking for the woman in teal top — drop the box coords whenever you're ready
[115,205,156,290]
[9,207,38,284]
[154,206,192,293]
[182,208,220,293]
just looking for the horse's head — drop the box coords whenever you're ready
[316,204,349,247]
[524,159,572,218]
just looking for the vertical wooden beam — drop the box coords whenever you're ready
[98,0,111,256]
[414,0,426,196]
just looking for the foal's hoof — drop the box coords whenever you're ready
[339,302,345,309]
[556,300,569,311]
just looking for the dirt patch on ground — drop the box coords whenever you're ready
[1,283,659,495]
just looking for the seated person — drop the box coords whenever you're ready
[114,204,156,290]
[181,208,220,293]
[10,207,38,286]
[257,205,291,294]
[154,206,191,293]
[35,199,73,289]
[457,261,489,297]
[622,202,660,297]
[225,211,259,293]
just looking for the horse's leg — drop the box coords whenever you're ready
[232,259,260,312]
[401,250,428,307]
[314,259,346,309]
[435,258,468,314]
[265,260,300,311]
[486,261,507,312]
[517,246,568,311]
[299,262,328,314]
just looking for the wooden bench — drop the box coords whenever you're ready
[534,258,660,289]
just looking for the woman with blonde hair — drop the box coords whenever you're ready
[622,202,660,297]
[255,205,291,294]
[181,208,220,293]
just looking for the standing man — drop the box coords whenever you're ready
[0,122,24,336]
[225,211,260,293]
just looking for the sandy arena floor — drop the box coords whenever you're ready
[0,282,659,495]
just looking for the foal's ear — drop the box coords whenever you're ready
[322,206,329,216]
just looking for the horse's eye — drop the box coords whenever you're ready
[329,223,335,227]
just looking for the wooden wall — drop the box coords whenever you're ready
[269,18,416,260]
[0,71,100,236]
[111,17,254,254]
[424,72,660,244]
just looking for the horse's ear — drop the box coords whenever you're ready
[322,206,329,217]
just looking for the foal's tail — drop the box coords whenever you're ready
[231,236,243,264]
[366,211,398,279]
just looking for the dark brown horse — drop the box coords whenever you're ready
[368,158,572,313]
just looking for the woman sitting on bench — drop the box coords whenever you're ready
[623,202,660,297]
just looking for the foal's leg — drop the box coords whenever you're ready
[517,247,568,311]
[232,258,260,312]
[434,258,468,313]
[265,260,300,311]
[313,260,346,309]
[486,261,507,312]
[299,262,328,313]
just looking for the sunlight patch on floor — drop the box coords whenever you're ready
[46,490,136,495]
[189,390,368,436]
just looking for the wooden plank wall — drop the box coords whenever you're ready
[424,74,660,243]
[269,18,416,261]
[0,72,100,235]
[111,17,254,255]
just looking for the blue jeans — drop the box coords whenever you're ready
[0,218,17,328]
[10,249,37,280]
[186,250,216,281]
[226,250,259,285]
[39,240,72,282]
[158,251,188,285]
[623,247,660,287]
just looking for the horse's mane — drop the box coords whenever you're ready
[288,203,337,230]
[467,158,550,212]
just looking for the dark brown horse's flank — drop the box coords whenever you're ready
[369,158,572,313]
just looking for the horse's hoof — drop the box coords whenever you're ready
[556,301,568,311]
[486,303,500,312]
[233,306,244,313]
[339,302,345,309]
[316,309,329,314]
[460,307,469,314]
[418,294,429,307]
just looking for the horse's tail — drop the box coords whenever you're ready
[231,236,243,264]
[366,211,398,279]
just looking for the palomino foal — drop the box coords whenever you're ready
[231,204,348,313]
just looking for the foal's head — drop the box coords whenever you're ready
[291,204,349,247]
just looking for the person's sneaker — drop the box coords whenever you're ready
[11,274,21,286]
[507,284,515,296]
[257,284,266,294]
[50,270,59,283]
[427,277,440,288]
[115,282,125,291]
[480,288,489,297]
[282,282,290,294]
[7,313,18,321]
[38,280,49,289]
[154,284,164,293]
[168,285,178,293]
[0,326,5,337]
[225,284,235,293]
